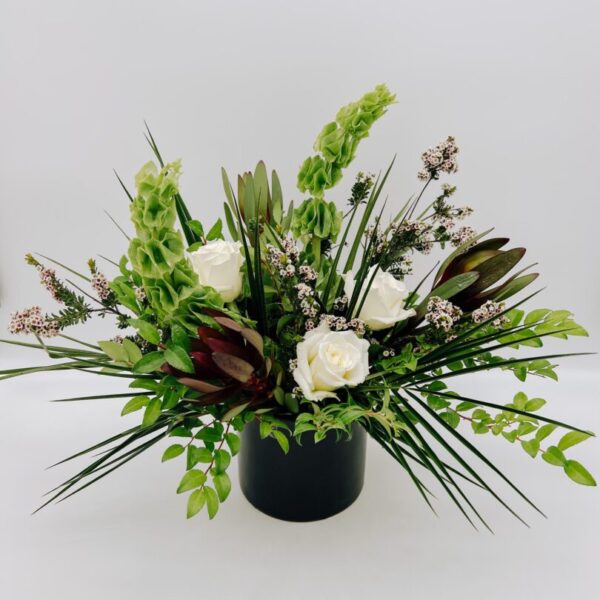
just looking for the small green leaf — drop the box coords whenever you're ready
[225,432,241,456]
[427,395,450,410]
[122,339,143,364]
[564,460,596,486]
[161,386,181,410]
[536,424,557,441]
[164,345,194,374]
[472,409,490,420]
[142,397,161,427]
[272,430,290,454]
[542,445,567,467]
[471,421,489,434]
[195,427,223,443]
[133,351,165,374]
[170,324,190,351]
[162,444,185,462]
[177,469,207,493]
[207,219,223,241]
[259,421,272,439]
[524,308,551,325]
[128,318,161,345]
[213,449,231,473]
[222,402,250,422]
[525,397,546,412]
[188,219,205,240]
[188,446,213,466]
[98,340,128,362]
[517,422,537,437]
[121,395,149,416]
[284,393,300,413]
[213,473,231,501]
[558,431,593,451]
[204,485,219,519]
[521,438,540,458]
[513,392,528,410]
[187,489,206,518]
[440,410,460,429]
[273,387,285,406]
[129,378,161,391]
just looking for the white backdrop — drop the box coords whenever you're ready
[1,1,599,599]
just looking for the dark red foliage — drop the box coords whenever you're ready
[164,311,272,409]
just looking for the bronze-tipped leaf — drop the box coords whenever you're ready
[211,352,254,383]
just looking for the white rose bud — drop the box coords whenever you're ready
[189,240,244,303]
[293,323,370,401]
[343,267,416,331]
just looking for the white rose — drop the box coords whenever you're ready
[343,267,416,331]
[189,240,244,303]
[293,323,370,401]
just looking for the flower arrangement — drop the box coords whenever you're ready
[2,84,595,527]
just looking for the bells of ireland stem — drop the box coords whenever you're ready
[297,84,396,198]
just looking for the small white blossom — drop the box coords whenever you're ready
[298,265,317,282]
[450,226,476,247]
[418,136,459,180]
[472,300,507,326]
[8,306,59,338]
[91,272,111,300]
[134,286,146,302]
[37,266,62,303]
[426,296,463,332]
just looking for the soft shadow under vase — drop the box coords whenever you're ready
[238,418,367,522]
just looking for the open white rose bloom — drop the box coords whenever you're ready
[293,323,370,401]
[189,239,244,303]
[344,267,416,331]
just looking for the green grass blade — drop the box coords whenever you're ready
[103,210,131,240]
[113,169,134,202]
[36,254,91,282]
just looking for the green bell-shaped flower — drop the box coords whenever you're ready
[144,259,198,316]
[128,229,185,279]
[291,197,342,242]
[297,156,342,198]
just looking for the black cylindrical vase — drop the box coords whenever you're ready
[238,418,367,522]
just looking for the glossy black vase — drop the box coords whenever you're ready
[238,418,367,522]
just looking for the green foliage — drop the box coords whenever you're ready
[162,444,185,462]
[177,469,207,493]
[142,397,162,427]
[221,161,284,230]
[162,418,242,519]
[129,318,161,345]
[133,351,165,374]
[121,395,150,416]
[164,343,194,374]
[187,489,206,518]
[413,386,596,489]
